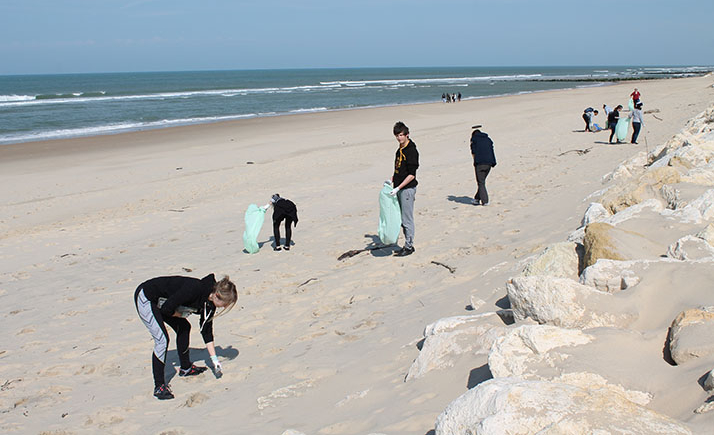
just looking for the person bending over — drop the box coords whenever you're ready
[134,274,237,400]
[265,194,299,251]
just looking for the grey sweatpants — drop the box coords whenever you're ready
[397,187,416,249]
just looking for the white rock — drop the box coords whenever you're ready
[579,259,642,293]
[434,378,691,435]
[666,235,714,260]
[682,161,714,185]
[281,430,306,435]
[506,276,637,328]
[488,325,593,379]
[568,199,664,243]
[695,223,714,246]
[521,242,579,279]
[662,189,714,224]
[405,313,509,381]
[581,202,610,226]
[669,307,714,365]
[704,369,714,391]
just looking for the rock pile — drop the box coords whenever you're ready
[409,105,714,434]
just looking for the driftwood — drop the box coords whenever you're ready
[558,147,592,157]
[643,109,660,114]
[431,261,456,273]
[337,246,388,261]
[298,277,318,287]
[652,115,663,121]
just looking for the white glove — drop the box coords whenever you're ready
[211,355,222,373]
[389,187,400,196]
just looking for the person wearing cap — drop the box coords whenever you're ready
[263,194,299,251]
[389,121,419,257]
[470,125,497,206]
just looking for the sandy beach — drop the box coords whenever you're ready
[2,74,714,434]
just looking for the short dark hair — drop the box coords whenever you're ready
[393,121,409,136]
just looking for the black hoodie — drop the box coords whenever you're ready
[138,274,217,343]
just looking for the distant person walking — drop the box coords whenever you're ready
[265,194,298,251]
[470,125,497,206]
[389,121,419,257]
[629,101,644,144]
[457,92,461,102]
[608,105,623,144]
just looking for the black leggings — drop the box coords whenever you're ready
[609,124,617,143]
[273,217,294,247]
[135,288,192,387]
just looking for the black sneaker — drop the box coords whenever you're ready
[153,384,174,400]
[273,246,282,251]
[179,364,208,377]
[283,245,290,251]
[394,247,415,257]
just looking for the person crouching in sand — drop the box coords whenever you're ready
[134,273,237,400]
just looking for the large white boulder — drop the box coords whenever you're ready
[434,378,691,435]
[666,235,714,260]
[579,258,642,293]
[506,276,637,328]
[669,307,714,365]
[521,242,580,279]
[662,189,714,224]
[405,313,510,381]
[488,325,592,379]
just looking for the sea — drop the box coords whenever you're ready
[1,66,712,146]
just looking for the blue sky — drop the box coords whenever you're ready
[1,0,712,74]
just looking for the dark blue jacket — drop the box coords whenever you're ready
[470,131,497,167]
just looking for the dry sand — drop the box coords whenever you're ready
[1,74,713,434]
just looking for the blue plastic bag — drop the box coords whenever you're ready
[379,183,402,245]
[243,204,266,254]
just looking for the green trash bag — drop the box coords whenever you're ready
[379,183,402,245]
[616,117,629,142]
[628,98,635,112]
[243,204,266,254]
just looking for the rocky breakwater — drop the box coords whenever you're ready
[408,105,714,434]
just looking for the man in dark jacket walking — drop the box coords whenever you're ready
[470,125,497,206]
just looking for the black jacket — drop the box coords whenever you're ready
[393,140,419,189]
[273,198,298,226]
[138,274,217,343]
[470,131,497,167]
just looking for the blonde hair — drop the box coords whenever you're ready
[212,275,237,317]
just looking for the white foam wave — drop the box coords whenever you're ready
[0,84,344,108]
[320,74,543,87]
[0,94,35,102]
[0,114,257,144]
[289,107,328,113]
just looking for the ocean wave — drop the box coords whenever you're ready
[0,114,257,144]
[320,74,543,87]
[289,107,328,113]
[0,84,344,108]
[0,94,35,102]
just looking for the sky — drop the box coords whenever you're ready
[1,0,713,75]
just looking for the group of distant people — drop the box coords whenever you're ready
[442,92,462,103]
[134,120,497,400]
[582,88,644,144]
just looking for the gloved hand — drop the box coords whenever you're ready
[211,355,222,377]
[389,187,400,196]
